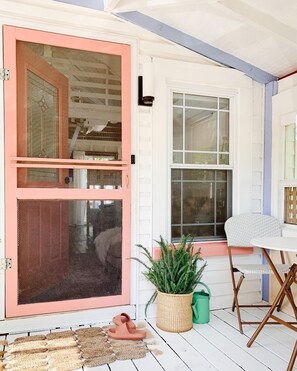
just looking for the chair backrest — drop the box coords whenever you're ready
[224,213,281,247]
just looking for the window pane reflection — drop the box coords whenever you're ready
[285,123,296,179]
[185,109,217,152]
[18,41,122,161]
[171,169,232,240]
[172,92,230,166]
[173,107,183,150]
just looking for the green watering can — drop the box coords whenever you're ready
[192,282,211,324]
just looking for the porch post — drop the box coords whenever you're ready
[262,80,278,301]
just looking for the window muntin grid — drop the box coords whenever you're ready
[171,92,232,240]
[172,93,230,166]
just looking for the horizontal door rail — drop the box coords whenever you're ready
[15,164,128,171]
[17,188,124,200]
[11,157,128,170]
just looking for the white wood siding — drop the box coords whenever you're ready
[136,58,265,317]
[0,0,265,327]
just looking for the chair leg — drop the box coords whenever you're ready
[232,274,245,334]
[232,274,244,312]
[287,341,297,371]
[234,291,244,334]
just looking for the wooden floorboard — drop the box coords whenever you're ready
[180,326,241,371]
[244,307,297,341]
[192,321,269,370]
[212,310,290,371]
[224,308,295,363]
[147,319,216,370]
[132,351,165,371]
[1,308,296,371]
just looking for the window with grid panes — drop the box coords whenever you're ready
[171,92,232,240]
[284,123,297,225]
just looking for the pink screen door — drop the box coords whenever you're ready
[4,26,131,317]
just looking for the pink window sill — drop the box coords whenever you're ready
[152,241,253,260]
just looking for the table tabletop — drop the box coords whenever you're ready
[251,236,297,253]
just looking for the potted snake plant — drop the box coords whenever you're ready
[133,235,206,332]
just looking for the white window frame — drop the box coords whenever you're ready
[167,84,237,241]
[278,113,297,229]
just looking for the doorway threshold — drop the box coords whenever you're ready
[0,305,135,334]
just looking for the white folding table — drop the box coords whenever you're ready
[249,237,297,371]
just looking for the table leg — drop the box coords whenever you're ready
[277,251,287,312]
[247,265,296,348]
[287,341,297,371]
[262,250,297,318]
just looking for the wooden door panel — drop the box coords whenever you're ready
[17,43,69,304]
[17,43,68,187]
[18,201,69,304]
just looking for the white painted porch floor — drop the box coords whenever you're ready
[1,307,296,371]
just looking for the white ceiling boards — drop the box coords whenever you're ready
[55,0,297,82]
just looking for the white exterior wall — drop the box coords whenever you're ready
[0,0,265,330]
[136,59,265,317]
[270,75,297,316]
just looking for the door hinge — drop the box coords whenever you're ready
[0,68,10,81]
[0,258,12,270]
[131,154,135,164]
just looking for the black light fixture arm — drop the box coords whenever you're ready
[138,76,154,106]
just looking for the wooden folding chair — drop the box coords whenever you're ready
[224,213,290,333]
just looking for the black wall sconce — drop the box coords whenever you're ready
[138,76,155,106]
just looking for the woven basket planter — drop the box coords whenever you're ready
[156,291,193,332]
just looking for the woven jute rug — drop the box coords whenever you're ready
[1,326,149,371]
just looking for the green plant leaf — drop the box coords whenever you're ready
[132,235,207,312]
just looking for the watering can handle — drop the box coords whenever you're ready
[197,282,211,297]
[192,304,199,319]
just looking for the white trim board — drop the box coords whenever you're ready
[0,24,5,321]
[0,305,135,334]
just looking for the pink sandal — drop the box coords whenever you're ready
[108,313,146,340]
[112,313,136,329]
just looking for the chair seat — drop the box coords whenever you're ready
[234,263,290,275]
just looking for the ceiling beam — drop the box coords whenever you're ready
[220,0,297,46]
[105,0,211,12]
[54,0,104,11]
[104,0,122,11]
[115,11,276,84]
